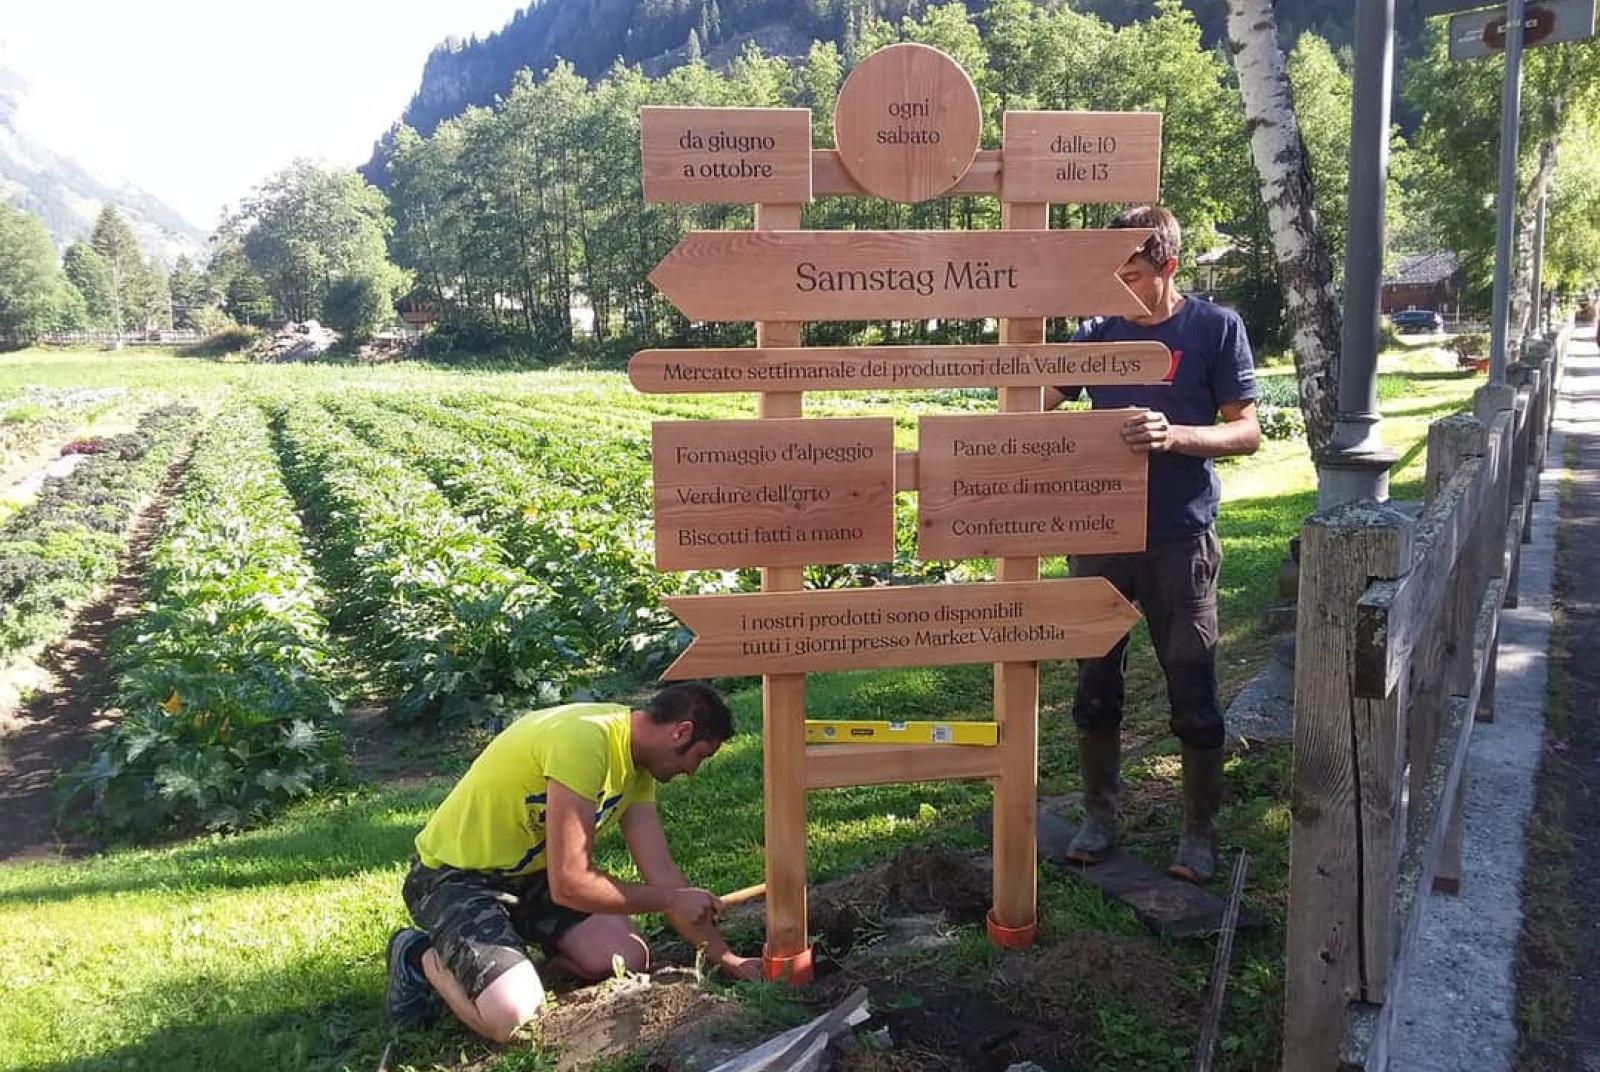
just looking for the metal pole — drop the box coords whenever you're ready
[1320,0,1399,508]
[1488,0,1526,383]
[1530,192,1547,336]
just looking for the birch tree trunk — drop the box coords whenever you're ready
[1225,0,1341,455]
[1509,133,1559,338]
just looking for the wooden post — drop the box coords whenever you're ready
[1473,385,1517,725]
[1283,503,1413,1071]
[754,201,813,983]
[988,199,1048,948]
[1417,416,1490,896]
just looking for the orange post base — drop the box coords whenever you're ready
[761,944,815,985]
[985,909,1038,949]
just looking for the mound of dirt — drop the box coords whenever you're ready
[527,969,748,1072]
[253,320,337,362]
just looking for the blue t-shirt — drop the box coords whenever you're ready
[1063,297,1257,541]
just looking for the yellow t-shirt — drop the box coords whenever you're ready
[415,703,657,875]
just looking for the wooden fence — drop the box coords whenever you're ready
[1282,322,1573,1071]
[35,330,202,347]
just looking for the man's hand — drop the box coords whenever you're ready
[666,887,724,930]
[1123,409,1175,453]
[718,953,763,982]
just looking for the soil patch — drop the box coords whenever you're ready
[0,450,191,861]
[525,970,749,1072]
[345,704,453,787]
[452,846,1185,1071]
[730,847,1181,1071]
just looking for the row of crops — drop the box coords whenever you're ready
[7,378,983,837]
[0,405,194,661]
[65,406,344,836]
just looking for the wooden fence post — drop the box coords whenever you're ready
[753,200,813,982]
[988,198,1048,946]
[1472,386,1515,724]
[1415,416,1491,895]
[1284,502,1413,1071]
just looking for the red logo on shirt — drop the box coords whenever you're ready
[1164,350,1183,382]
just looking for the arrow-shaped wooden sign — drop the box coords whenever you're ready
[660,579,1140,679]
[647,229,1153,322]
[629,341,1173,393]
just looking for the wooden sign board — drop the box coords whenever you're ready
[649,229,1153,322]
[1002,111,1162,205]
[641,107,813,204]
[652,417,896,570]
[660,578,1141,678]
[1448,0,1594,58]
[832,43,982,203]
[917,411,1147,559]
[630,341,1172,393]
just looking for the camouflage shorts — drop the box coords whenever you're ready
[403,858,589,1000]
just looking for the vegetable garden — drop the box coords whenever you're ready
[0,346,1483,1071]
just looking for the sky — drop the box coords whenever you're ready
[0,1,526,232]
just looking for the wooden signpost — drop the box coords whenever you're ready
[832,43,982,203]
[641,107,813,204]
[646,228,1154,321]
[661,579,1141,678]
[1002,111,1163,206]
[916,411,1148,560]
[634,44,1166,983]
[630,341,1173,394]
[651,417,896,570]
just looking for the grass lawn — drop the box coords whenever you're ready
[0,344,1482,1071]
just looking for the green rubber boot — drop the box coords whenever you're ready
[1066,729,1121,864]
[1169,745,1224,884]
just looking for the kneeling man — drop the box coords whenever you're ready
[385,682,759,1041]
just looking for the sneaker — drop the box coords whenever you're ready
[385,928,443,1028]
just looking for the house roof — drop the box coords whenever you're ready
[1385,251,1461,286]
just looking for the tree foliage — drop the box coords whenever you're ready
[385,1,1268,355]
[233,161,407,327]
[0,201,72,345]
[1407,23,1600,302]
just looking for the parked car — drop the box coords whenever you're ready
[1389,308,1445,334]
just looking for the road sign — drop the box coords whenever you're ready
[660,578,1141,678]
[641,107,813,204]
[629,341,1173,393]
[916,411,1148,559]
[1421,0,1500,15]
[1449,0,1594,58]
[832,43,982,203]
[647,229,1154,322]
[652,417,896,570]
[1002,111,1163,205]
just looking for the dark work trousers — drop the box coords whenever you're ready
[1069,528,1224,750]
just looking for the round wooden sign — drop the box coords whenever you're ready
[832,43,982,204]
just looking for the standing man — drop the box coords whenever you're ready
[1044,205,1260,884]
[385,682,760,1041]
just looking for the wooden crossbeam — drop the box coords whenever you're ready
[804,743,1001,790]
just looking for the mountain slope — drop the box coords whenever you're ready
[0,62,205,264]
[364,0,1422,186]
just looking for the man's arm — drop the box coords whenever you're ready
[1121,399,1261,458]
[543,779,718,924]
[622,803,761,980]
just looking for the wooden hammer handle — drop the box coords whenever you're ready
[721,882,767,907]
